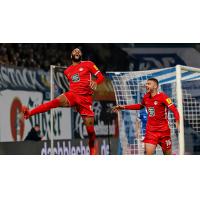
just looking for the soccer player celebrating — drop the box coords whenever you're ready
[22,48,105,155]
[112,78,180,155]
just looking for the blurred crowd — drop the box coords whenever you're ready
[0,44,70,71]
[0,43,130,72]
[1,43,200,72]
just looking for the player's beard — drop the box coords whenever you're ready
[71,54,82,62]
[146,87,150,93]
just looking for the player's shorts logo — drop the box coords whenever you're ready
[148,107,155,117]
[72,73,80,82]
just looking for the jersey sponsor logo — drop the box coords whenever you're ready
[93,65,99,71]
[166,98,172,105]
[148,107,155,117]
[154,101,158,105]
[72,73,80,82]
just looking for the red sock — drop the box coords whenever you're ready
[86,125,96,155]
[29,99,60,117]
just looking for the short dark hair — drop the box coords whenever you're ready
[71,47,82,54]
[147,78,159,86]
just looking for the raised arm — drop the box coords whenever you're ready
[112,104,144,112]
[162,93,180,130]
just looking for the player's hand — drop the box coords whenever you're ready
[112,105,124,112]
[176,121,180,132]
[89,80,97,90]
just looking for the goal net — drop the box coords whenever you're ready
[107,65,200,155]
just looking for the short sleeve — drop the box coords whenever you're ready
[162,93,173,107]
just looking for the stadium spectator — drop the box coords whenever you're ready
[0,43,130,71]
[24,124,43,141]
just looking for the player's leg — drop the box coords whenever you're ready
[143,131,158,155]
[22,92,72,119]
[82,116,96,155]
[159,135,172,155]
[163,149,172,155]
[144,143,157,155]
[76,94,96,155]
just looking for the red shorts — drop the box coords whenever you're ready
[143,130,172,152]
[63,91,94,117]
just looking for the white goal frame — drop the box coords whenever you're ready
[50,65,55,155]
[176,65,200,155]
[50,65,67,155]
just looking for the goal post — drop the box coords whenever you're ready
[107,65,200,155]
[50,65,55,155]
[176,65,200,155]
[176,65,184,155]
[50,65,68,155]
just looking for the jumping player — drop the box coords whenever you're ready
[22,48,105,155]
[112,78,180,155]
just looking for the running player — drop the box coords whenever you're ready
[22,48,105,155]
[112,78,180,155]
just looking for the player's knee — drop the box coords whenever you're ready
[163,149,172,155]
[57,95,69,107]
[82,116,94,126]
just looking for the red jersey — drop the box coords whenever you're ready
[64,61,100,95]
[141,92,176,132]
